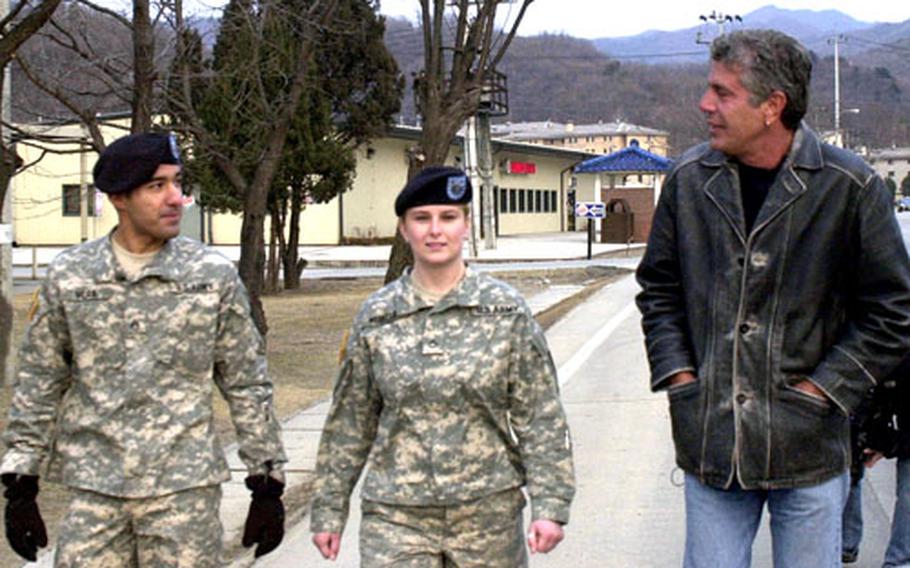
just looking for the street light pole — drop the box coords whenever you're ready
[828,34,846,147]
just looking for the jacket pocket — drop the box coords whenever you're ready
[668,380,703,470]
[770,383,847,479]
[780,376,833,416]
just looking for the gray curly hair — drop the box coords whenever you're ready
[711,29,812,130]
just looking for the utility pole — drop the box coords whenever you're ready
[828,34,846,147]
[477,112,495,249]
[468,69,509,250]
[463,116,480,256]
[79,136,89,242]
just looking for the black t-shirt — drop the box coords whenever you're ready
[737,162,780,234]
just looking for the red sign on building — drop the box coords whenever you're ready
[506,160,536,174]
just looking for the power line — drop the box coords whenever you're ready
[505,51,707,61]
[842,35,910,54]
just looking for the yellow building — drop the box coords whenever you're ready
[490,120,670,157]
[10,122,593,245]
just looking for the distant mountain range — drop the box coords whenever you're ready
[381,4,910,151]
[592,5,908,64]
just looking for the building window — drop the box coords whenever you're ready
[500,188,509,213]
[535,190,542,213]
[518,190,526,213]
[62,184,98,217]
[550,191,557,212]
[509,189,517,213]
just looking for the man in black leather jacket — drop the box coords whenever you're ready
[636,29,910,568]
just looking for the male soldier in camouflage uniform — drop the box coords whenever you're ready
[310,166,575,567]
[0,132,287,566]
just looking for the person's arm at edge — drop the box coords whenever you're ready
[1,272,72,474]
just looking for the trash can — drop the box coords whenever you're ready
[601,199,634,243]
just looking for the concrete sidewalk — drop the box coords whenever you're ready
[12,232,642,276]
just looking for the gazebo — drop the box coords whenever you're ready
[574,141,674,243]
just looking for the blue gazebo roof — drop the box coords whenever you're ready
[574,141,674,174]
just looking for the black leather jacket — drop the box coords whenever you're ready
[636,126,910,489]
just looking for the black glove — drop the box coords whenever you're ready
[865,408,902,458]
[242,474,285,558]
[1,474,48,562]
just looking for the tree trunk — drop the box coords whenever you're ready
[383,146,427,283]
[283,187,303,290]
[238,209,268,336]
[265,202,282,294]
[274,199,289,292]
[0,143,18,220]
[0,135,22,387]
[131,0,155,132]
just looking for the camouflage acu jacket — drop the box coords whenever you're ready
[0,235,286,497]
[310,268,575,533]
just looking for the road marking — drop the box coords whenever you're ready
[557,301,637,388]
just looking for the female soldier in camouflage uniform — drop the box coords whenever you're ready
[310,166,575,567]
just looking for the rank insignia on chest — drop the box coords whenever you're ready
[421,339,444,356]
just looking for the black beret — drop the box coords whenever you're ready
[394,166,472,216]
[93,132,182,195]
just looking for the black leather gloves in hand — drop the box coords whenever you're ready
[1,474,48,562]
[242,474,285,558]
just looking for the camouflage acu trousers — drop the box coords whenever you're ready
[54,485,222,568]
[360,488,528,568]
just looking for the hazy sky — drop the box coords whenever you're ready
[377,1,910,39]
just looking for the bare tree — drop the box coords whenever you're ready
[0,0,65,386]
[13,0,173,152]
[384,0,533,283]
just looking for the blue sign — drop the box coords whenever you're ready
[575,201,605,218]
